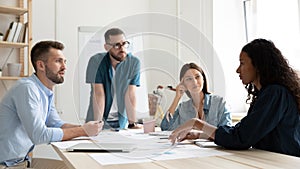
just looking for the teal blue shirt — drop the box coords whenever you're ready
[215,85,300,157]
[85,52,140,129]
[160,94,232,131]
[0,74,64,165]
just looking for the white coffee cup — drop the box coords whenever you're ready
[7,63,22,77]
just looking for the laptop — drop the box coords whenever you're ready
[66,143,136,153]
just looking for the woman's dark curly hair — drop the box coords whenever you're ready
[242,38,300,114]
[179,62,210,98]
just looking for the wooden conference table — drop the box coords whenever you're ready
[52,139,300,169]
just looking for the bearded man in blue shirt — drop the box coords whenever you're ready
[85,28,142,129]
[0,40,102,168]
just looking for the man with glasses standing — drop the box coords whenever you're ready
[85,28,142,129]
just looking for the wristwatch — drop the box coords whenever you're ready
[128,122,137,128]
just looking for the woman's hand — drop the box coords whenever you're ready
[169,118,201,145]
[175,81,186,98]
[166,80,186,122]
[184,131,201,140]
[165,111,173,122]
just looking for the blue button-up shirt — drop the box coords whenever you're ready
[85,52,140,129]
[160,94,232,131]
[0,74,64,165]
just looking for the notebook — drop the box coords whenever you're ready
[66,143,136,153]
[194,141,218,148]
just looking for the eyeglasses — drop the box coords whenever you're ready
[107,41,130,49]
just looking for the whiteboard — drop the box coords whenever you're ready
[77,26,149,120]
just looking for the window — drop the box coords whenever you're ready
[246,0,300,70]
[214,0,300,116]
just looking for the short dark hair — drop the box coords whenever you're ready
[30,40,64,71]
[179,62,210,98]
[104,28,125,43]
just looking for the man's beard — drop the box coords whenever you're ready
[110,51,126,62]
[45,65,64,84]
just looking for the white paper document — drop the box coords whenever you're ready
[87,130,232,166]
[51,136,91,150]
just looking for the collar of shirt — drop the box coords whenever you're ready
[31,73,53,98]
[203,94,210,112]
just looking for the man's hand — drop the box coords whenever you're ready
[82,121,103,136]
[128,122,142,129]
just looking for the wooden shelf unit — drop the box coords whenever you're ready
[0,0,32,78]
[0,5,28,15]
[0,0,32,94]
[0,41,28,48]
[0,76,22,80]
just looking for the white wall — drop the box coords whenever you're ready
[53,0,150,123]
[126,0,216,112]
[53,0,216,124]
[213,0,248,113]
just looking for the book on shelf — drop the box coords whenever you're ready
[18,22,28,43]
[3,29,10,41]
[12,22,24,42]
[3,21,26,43]
[5,21,19,42]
